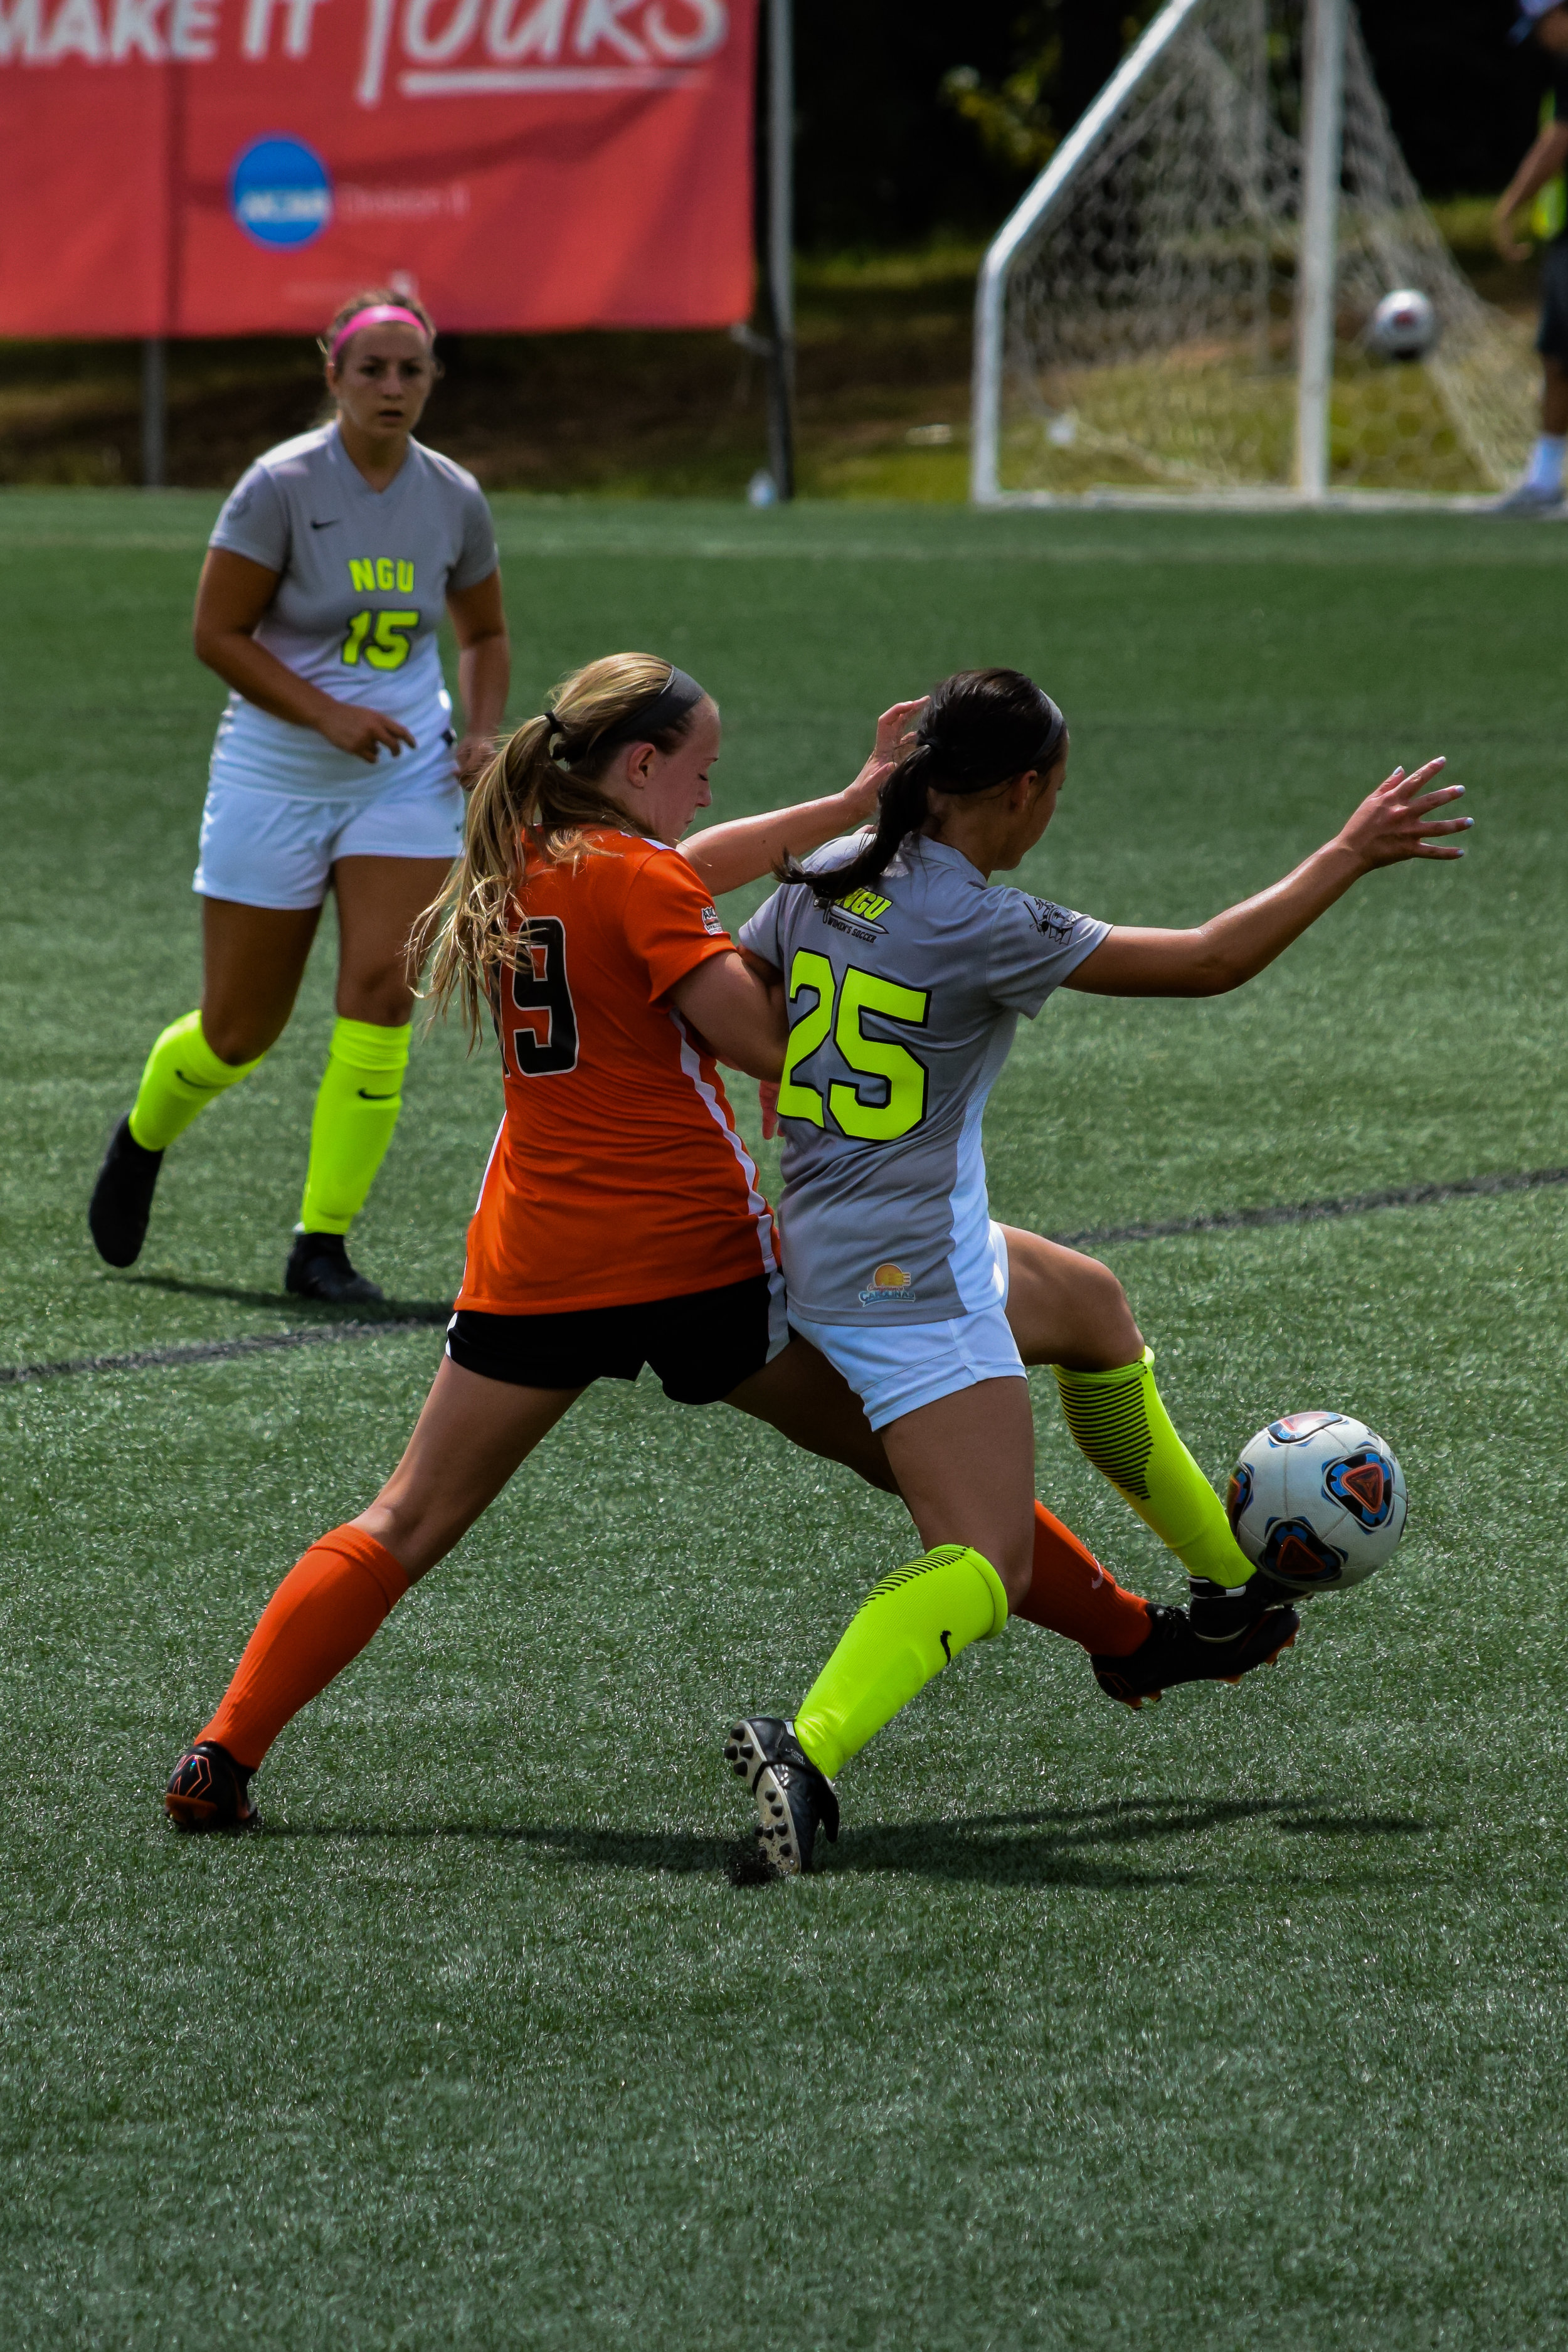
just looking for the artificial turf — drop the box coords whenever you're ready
[1,492,1565,2348]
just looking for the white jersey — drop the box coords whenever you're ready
[206,422,498,798]
[740,835,1108,1326]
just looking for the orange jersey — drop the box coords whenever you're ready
[457,828,778,1314]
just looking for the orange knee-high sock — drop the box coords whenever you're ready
[199,1525,410,1771]
[1014,1500,1150,1657]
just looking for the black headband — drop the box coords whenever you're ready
[916,692,1067,793]
[1029,694,1068,776]
[545,666,706,763]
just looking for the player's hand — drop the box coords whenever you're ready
[1491,203,1532,263]
[1336,759,1471,869]
[838,697,928,823]
[758,1080,780,1140]
[453,733,496,789]
[318,704,418,763]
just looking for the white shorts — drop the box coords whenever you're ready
[193,753,464,911]
[788,1223,1026,1431]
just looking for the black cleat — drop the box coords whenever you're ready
[1188,1569,1300,1645]
[88,1113,164,1268]
[724,1717,839,1877]
[164,1740,258,1833]
[285,1230,384,1304]
[1093,1599,1300,1710]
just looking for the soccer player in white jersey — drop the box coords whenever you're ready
[724,667,1468,1875]
[88,288,510,1302]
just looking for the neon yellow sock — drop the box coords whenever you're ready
[127,1010,264,1153]
[793,1545,1009,1781]
[297,1017,411,1236]
[1053,1346,1254,1588]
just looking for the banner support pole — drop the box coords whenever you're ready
[765,0,795,501]
[141,338,167,490]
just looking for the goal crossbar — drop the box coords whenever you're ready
[969,0,1534,508]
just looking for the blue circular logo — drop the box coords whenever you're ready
[230,137,332,250]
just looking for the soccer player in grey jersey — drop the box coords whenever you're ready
[88,289,509,1303]
[726,667,1468,1875]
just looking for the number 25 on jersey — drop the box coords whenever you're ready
[776,949,930,1140]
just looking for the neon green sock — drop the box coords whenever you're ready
[127,1010,264,1153]
[297,1017,411,1236]
[1053,1345,1254,1588]
[793,1545,1009,1781]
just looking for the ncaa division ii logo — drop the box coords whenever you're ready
[230,137,334,249]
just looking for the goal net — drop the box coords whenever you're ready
[971,0,1537,504]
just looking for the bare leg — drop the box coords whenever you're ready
[199,897,322,1063]
[353,1357,584,1581]
[999,1224,1143,1370]
[332,855,452,1024]
[724,1335,899,1493]
[878,1377,1039,1604]
[1544,354,1568,437]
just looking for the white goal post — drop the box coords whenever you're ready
[970,0,1537,506]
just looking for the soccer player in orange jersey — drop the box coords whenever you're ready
[163,654,1276,1833]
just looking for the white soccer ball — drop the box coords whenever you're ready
[1367,288,1438,363]
[1226,1412,1407,1594]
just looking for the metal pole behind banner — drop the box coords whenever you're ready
[765,0,795,501]
[141,337,167,490]
[1295,0,1345,500]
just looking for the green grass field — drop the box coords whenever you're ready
[3,493,1567,2349]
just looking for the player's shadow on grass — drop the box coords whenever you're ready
[120,1272,452,1325]
[262,1795,1431,1889]
[263,1820,739,1873]
[827,1796,1433,1887]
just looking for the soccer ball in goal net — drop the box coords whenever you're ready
[971,0,1539,504]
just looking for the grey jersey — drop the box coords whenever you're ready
[207,422,497,795]
[739,836,1108,1325]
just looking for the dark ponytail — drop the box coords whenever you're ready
[792,666,1067,903]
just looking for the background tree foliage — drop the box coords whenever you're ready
[792,0,1547,250]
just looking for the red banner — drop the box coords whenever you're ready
[0,0,756,337]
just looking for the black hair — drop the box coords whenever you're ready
[794,667,1067,902]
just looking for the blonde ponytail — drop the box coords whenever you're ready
[416,650,702,1044]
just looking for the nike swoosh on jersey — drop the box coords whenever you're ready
[309,517,339,529]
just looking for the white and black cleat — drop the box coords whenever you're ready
[723,1716,839,1877]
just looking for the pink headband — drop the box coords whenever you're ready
[330,304,431,364]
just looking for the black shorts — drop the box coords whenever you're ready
[1539,237,1568,361]
[446,1273,782,1407]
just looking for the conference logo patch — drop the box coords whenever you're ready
[230,137,333,250]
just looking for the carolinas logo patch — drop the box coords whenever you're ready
[859,1260,917,1305]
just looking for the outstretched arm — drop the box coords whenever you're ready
[682,698,926,895]
[1066,759,1468,999]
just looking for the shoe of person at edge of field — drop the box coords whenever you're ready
[88,1113,164,1269]
[1092,1599,1300,1711]
[724,1717,840,1877]
[164,1741,259,1833]
[284,1229,384,1305]
[1487,480,1567,517]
